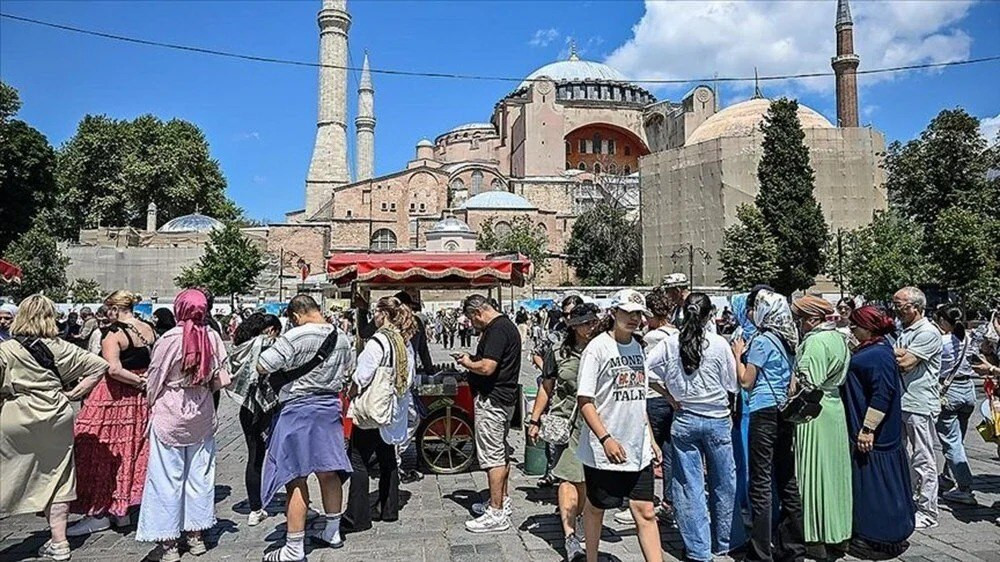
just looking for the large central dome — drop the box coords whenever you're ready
[519,54,630,90]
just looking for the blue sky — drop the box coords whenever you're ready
[2,0,998,222]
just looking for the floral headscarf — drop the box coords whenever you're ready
[751,289,799,350]
[730,293,756,339]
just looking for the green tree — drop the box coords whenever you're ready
[0,81,58,254]
[755,98,829,295]
[68,278,103,303]
[565,203,642,285]
[54,114,241,239]
[4,221,69,301]
[827,210,933,303]
[887,108,997,226]
[927,207,999,301]
[477,215,550,281]
[175,223,265,307]
[718,204,780,291]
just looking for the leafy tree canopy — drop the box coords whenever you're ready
[718,204,780,291]
[68,278,103,304]
[755,98,828,295]
[565,202,641,286]
[0,81,58,254]
[54,114,241,239]
[4,221,69,301]
[476,215,550,281]
[175,222,266,306]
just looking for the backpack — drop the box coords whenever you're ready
[348,332,402,429]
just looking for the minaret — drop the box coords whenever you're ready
[355,52,375,182]
[146,202,157,232]
[831,0,860,127]
[305,0,351,217]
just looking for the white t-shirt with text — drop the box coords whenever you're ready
[576,332,654,472]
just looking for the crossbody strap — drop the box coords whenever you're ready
[756,331,792,405]
[941,335,970,394]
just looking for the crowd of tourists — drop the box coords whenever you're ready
[1,277,999,562]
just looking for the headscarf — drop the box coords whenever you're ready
[849,305,895,348]
[0,302,17,316]
[730,293,756,339]
[174,289,213,385]
[791,295,835,319]
[751,289,799,350]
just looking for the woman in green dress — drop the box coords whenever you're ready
[790,296,853,559]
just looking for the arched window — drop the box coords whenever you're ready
[608,163,617,174]
[494,221,512,238]
[593,133,603,154]
[578,162,586,171]
[450,178,465,193]
[471,171,484,194]
[370,229,397,251]
[444,241,459,252]
[491,178,502,191]
[593,162,602,174]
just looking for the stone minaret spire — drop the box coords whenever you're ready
[305,0,351,217]
[831,0,860,127]
[355,51,375,182]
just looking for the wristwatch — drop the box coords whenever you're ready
[599,434,612,444]
[861,426,875,435]
[527,419,541,427]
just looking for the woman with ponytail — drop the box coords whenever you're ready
[70,290,157,537]
[646,293,741,561]
[343,296,418,532]
[934,304,978,506]
[135,289,231,561]
[843,306,914,558]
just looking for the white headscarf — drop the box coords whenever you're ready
[751,290,799,350]
[0,302,17,316]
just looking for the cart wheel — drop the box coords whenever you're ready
[417,406,475,475]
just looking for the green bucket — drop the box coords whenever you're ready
[522,387,547,476]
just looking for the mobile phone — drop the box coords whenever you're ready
[450,352,464,360]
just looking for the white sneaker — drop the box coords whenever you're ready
[471,496,512,517]
[248,509,269,527]
[941,489,977,506]
[465,507,511,533]
[38,540,71,561]
[915,513,939,530]
[564,533,585,561]
[66,515,111,537]
[613,508,634,526]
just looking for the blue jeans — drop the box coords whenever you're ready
[671,410,737,561]
[936,378,977,491]
[647,396,673,502]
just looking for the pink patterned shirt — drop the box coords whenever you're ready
[146,326,231,447]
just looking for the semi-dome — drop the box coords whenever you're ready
[460,191,536,210]
[519,57,630,90]
[158,213,224,234]
[447,122,495,134]
[428,216,473,233]
[685,98,834,146]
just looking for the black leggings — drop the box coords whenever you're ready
[747,407,805,562]
[344,426,400,530]
[239,406,273,512]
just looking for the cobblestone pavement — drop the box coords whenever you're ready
[2,343,999,562]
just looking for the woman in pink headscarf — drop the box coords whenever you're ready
[135,289,231,562]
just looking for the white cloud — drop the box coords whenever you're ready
[981,113,1000,143]
[253,175,267,185]
[528,28,560,48]
[558,35,605,60]
[236,131,261,141]
[605,0,975,97]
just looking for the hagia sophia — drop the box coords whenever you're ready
[65,0,886,298]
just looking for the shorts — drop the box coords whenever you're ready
[474,395,514,469]
[583,464,655,510]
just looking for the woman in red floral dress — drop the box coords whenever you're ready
[67,290,156,536]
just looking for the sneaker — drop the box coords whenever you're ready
[465,507,510,533]
[537,473,558,488]
[248,509,269,527]
[613,508,635,526]
[564,533,585,561]
[400,469,424,484]
[575,515,586,542]
[914,513,939,530]
[655,503,675,526]
[38,540,71,561]
[66,515,112,537]
[186,535,207,556]
[472,496,512,517]
[145,543,181,562]
[941,489,977,506]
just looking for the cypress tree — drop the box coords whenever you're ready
[755,98,828,295]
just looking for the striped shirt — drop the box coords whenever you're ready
[258,323,355,403]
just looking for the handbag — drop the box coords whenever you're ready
[348,333,400,429]
[759,331,828,425]
[539,402,577,445]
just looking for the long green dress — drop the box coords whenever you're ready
[795,326,853,544]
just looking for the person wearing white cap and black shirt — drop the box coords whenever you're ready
[576,289,663,562]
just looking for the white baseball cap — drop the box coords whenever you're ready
[660,273,688,289]
[609,289,652,317]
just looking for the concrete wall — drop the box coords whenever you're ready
[641,127,887,287]
[64,245,204,300]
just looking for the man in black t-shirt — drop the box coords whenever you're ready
[456,294,521,533]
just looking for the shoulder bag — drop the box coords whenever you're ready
[759,331,823,424]
[348,333,400,429]
[540,400,576,445]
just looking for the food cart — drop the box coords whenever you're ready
[326,251,531,474]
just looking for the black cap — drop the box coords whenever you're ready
[566,303,600,327]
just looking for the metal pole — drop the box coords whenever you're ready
[688,243,694,289]
[278,247,284,302]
